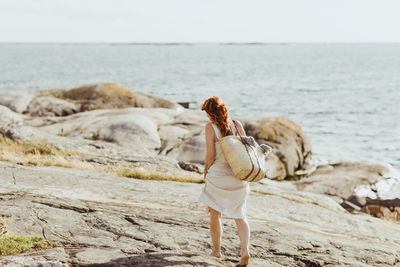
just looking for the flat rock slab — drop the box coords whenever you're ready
[0,247,69,267]
[1,161,400,266]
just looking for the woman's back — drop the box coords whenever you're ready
[209,122,234,166]
[199,120,249,214]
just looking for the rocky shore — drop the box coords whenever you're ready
[1,83,400,266]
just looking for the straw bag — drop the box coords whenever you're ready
[219,120,272,182]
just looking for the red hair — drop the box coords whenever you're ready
[201,96,233,137]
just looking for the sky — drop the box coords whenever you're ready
[1,0,400,43]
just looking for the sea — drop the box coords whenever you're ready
[0,43,399,176]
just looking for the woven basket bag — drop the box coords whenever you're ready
[219,120,272,182]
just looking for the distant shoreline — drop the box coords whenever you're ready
[1,42,400,46]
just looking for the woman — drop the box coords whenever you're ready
[198,96,250,266]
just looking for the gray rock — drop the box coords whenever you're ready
[178,161,202,174]
[0,105,24,124]
[0,247,69,267]
[158,110,207,163]
[32,108,177,156]
[2,83,183,118]
[95,114,161,155]
[26,96,78,117]
[158,124,190,155]
[0,91,34,113]
[243,116,313,180]
[172,109,208,126]
[0,86,313,181]
[74,248,127,265]
[295,162,388,200]
[1,86,399,266]
[54,82,183,112]
[0,161,399,266]
[166,133,206,164]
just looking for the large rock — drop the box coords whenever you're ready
[0,106,25,139]
[0,105,24,124]
[95,114,161,154]
[0,248,69,267]
[361,202,400,222]
[32,108,178,156]
[0,106,202,174]
[329,163,400,222]
[0,91,34,113]
[59,83,181,111]
[242,116,312,180]
[0,120,190,176]
[26,96,78,117]
[158,111,207,163]
[158,124,190,153]
[290,162,400,223]
[165,133,206,164]
[1,85,313,180]
[1,161,400,266]
[4,83,182,117]
[294,162,388,201]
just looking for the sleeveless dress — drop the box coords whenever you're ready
[198,121,250,219]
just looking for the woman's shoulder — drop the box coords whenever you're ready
[205,122,215,133]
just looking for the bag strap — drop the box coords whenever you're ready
[232,120,255,181]
[232,120,241,137]
[230,120,237,136]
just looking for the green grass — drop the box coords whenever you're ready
[0,235,59,257]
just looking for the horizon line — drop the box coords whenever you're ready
[1,41,400,45]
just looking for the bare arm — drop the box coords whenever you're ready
[204,123,216,179]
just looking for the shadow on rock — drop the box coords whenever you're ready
[82,252,221,267]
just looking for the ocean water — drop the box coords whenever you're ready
[0,43,399,171]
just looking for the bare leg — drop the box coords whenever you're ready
[234,218,250,266]
[209,207,222,257]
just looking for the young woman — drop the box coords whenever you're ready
[198,96,250,266]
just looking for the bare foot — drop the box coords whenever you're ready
[236,254,250,266]
[210,251,222,258]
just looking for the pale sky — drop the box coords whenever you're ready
[1,0,400,43]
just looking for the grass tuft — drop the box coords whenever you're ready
[90,130,100,140]
[0,218,7,236]
[116,167,203,183]
[0,235,60,257]
[0,136,77,157]
[57,128,68,137]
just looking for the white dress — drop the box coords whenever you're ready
[198,121,250,219]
